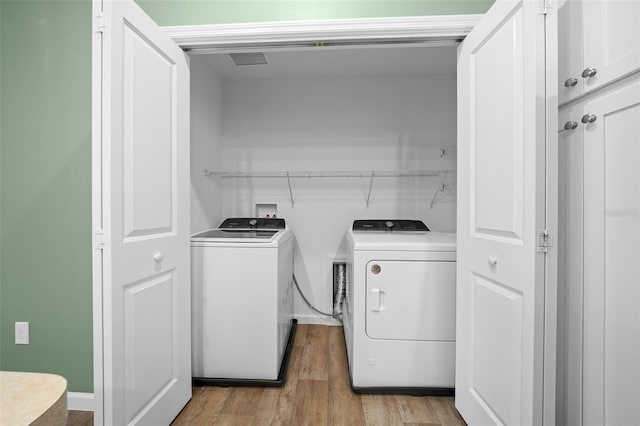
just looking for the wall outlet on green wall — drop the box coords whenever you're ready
[15,322,30,345]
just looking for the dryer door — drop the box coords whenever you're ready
[365,260,455,341]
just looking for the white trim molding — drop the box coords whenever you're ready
[164,15,482,53]
[67,392,94,411]
[92,13,482,426]
[295,314,341,326]
[91,0,105,424]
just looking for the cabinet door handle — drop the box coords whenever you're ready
[581,67,597,78]
[564,77,578,87]
[581,114,597,124]
[564,121,578,130]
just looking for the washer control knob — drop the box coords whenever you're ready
[249,219,258,227]
[385,221,394,229]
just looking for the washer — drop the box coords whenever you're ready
[191,218,294,383]
[343,219,456,394]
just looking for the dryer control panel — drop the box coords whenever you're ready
[352,219,429,232]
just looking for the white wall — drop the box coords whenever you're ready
[190,56,224,233]
[215,74,457,322]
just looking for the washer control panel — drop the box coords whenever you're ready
[219,217,286,230]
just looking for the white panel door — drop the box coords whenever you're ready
[96,0,191,424]
[582,78,640,426]
[456,0,556,424]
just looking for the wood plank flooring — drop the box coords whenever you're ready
[171,325,465,426]
[68,325,464,425]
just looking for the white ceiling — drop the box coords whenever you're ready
[201,45,457,80]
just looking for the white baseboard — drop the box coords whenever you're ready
[295,314,342,326]
[67,392,94,411]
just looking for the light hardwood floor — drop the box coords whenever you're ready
[68,324,465,425]
[171,324,464,426]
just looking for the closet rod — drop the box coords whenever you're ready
[204,170,453,178]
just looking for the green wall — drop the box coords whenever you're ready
[0,0,493,394]
[0,0,93,392]
[135,0,494,26]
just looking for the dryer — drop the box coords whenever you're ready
[344,219,456,394]
[190,218,295,384]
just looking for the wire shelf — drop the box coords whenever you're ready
[204,169,456,208]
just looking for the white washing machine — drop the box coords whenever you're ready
[344,219,456,394]
[190,218,294,384]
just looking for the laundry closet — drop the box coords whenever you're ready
[188,46,458,321]
[92,3,560,423]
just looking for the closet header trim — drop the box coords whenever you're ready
[163,15,482,53]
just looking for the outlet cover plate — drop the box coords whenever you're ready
[15,322,29,344]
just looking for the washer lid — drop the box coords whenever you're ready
[190,226,292,246]
[191,229,279,240]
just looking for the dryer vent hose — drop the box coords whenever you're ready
[292,273,342,319]
[333,263,346,315]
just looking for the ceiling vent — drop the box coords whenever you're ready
[229,52,268,66]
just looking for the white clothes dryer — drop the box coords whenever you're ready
[191,218,295,385]
[344,219,456,394]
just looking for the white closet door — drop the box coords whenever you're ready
[456,0,556,424]
[96,0,191,424]
[582,77,640,426]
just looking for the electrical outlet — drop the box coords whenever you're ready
[15,322,29,345]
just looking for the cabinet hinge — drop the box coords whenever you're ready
[538,229,553,253]
[95,229,106,250]
[95,12,106,33]
[539,0,552,15]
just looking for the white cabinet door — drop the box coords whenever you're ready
[456,0,556,424]
[582,77,640,426]
[558,0,584,105]
[94,0,191,424]
[557,104,585,426]
[558,0,640,105]
[582,0,640,94]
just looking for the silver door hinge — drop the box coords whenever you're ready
[538,229,553,253]
[95,12,106,33]
[95,229,105,250]
[539,0,552,15]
